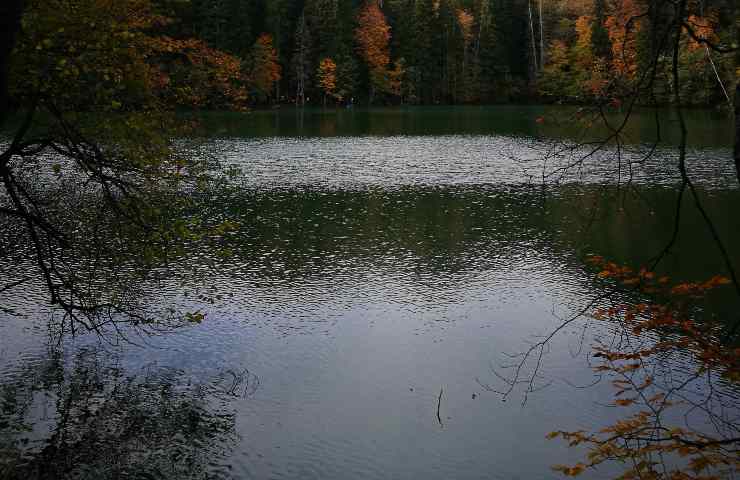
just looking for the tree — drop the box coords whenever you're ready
[575,13,609,97]
[527,0,539,74]
[491,0,530,98]
[538,0,545,69]
[249,33,282,103]
[130,0,735,107]
[604,0,643,82]
[413,0,441,103]
[305,0,339,62]
[573,14,593,69]
[354,0,393,103]
[0,0,24,127]
[540,39,572,97]
[548,259,740,479]
[292,12,312,105]
[1,0,244,332]
[457,8,476,102]
[736,84,740,184]
[189,0,259,58]
[474,0,504,102]
[387,58,406,100]
[590,0,611,59]
[335,47,359,104]
[480,0,740,477]
[387,0,418,100]
[317,57,338,105]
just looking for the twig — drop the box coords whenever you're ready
[437,387,443,427]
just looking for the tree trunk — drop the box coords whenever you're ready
[275,20,281,102]
[538,0,545,69]
[0,0,24,128]
[527,0,538,73]
[735,83,739,186]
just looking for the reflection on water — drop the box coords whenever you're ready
[192,106,733,148]
[1,119,738,479]
[0,346,238,480]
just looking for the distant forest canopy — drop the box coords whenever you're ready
[147,0,737,107]
[9,0,735,108]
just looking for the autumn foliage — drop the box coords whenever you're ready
[22,0,729,106]
[11,0,248,111]
[248,33,281,102]
[1,0,254,330]
[20,0,730,106]
[317,58,339,103]
[355,2,390,77]
[537,0,736,105]
[604,0,643,80]
[548,256,740,479]
[355,1,401,101]
[456,9,475,46]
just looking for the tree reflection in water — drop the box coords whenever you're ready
[0,346,239,480]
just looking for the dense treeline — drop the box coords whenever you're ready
[147,0,737,107]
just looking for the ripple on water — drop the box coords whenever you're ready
[1,134,738,480]
[212,135,736,190]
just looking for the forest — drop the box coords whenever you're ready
[1,0,740,478]
[145,0,739,106]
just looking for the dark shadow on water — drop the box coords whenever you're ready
[0,346,239,480]
[188,106,733,148]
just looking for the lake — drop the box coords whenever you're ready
[1,106,738,479]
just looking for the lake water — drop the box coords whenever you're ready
[1,106,738,479]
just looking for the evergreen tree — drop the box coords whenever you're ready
[292,12,313,104]
[475,0,502,101]
[414,0,443,103]
[591,0,611,60]
[335,44,359,104]
[139,0,739,106]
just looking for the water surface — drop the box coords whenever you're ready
[1,106,738,479]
